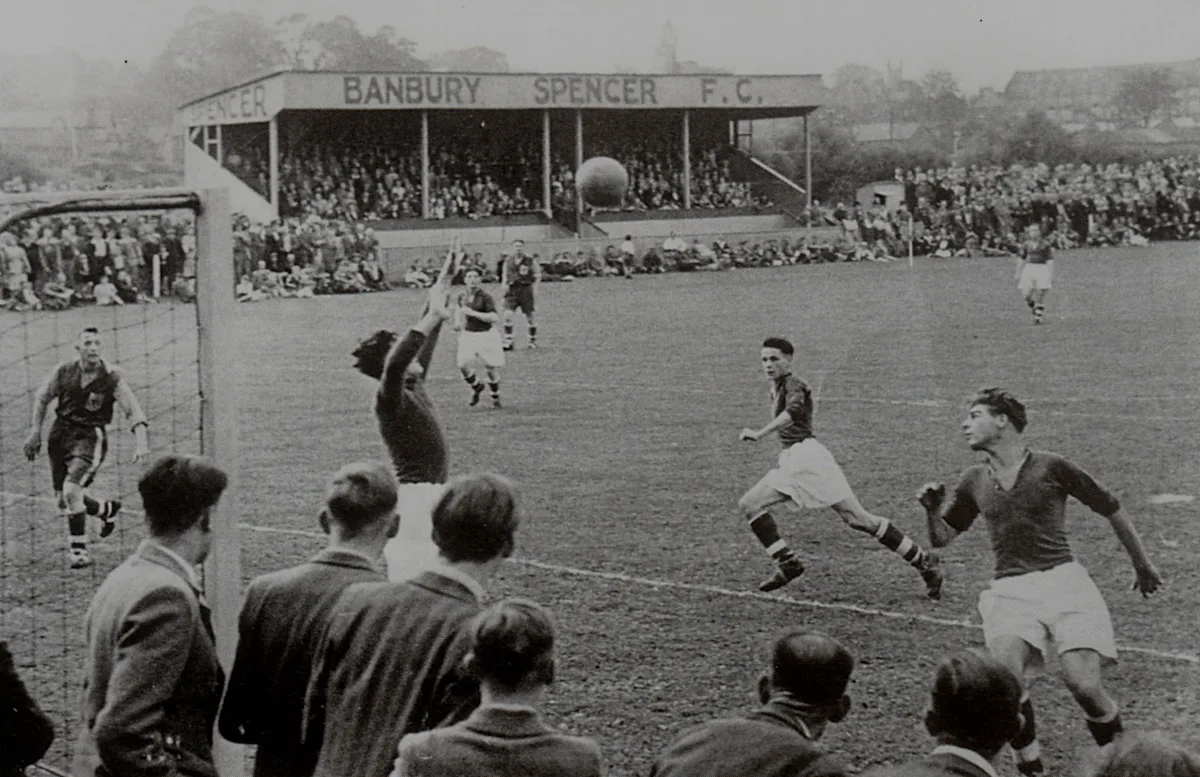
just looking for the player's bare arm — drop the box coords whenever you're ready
[740,410,792,442]
[916,482,960,548]
[23,371,59,460]
[1103,508,1163,597]
[113,372,150,462]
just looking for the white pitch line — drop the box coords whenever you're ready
[234,522,1199,667]
[275,366,1200,410]
[3,491,1195,665]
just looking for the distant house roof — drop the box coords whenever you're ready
[0,110,110,130]
[1005,59,1200,99]
[852,122,924,143]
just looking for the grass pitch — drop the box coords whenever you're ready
[3,243,1199,774]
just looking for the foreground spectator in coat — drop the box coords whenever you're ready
[304,472,521,777]
[73,454,229,777]
[872,650,1023,777]
[219,461,398,777]
[649,630,854,777]
[1,639,55,777]
[391,598,603,777]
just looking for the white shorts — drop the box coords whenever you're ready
[758,439,854,509]
[1018,263,1053,292]
[383,482,446,582]
[979,561,1117,668]
[456,329,506,369]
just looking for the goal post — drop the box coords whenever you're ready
[0,187,243,777]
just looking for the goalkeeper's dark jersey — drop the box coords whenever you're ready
[375,324,448,484]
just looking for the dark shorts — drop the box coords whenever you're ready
[504,284,535,316]
[47,422,107,492]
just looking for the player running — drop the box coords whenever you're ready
[454,265,504,408]
[501,239,540,350]
[917,388,1163,776]
[352,242,457,581]
[1017,225,1053,324]
[738,337,943,598]
[24,326,150,568]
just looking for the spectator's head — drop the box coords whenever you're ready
[465,598,556,697]
[1092,731,1200,777]
[319,461,399,548]
[431,473,519,567]
[138,455,228,562]
[924,650,1023,760]
[352,329,398,380]
[758,631,853,735]
[964,387,1027,450]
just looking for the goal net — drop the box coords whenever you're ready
[0,188,240,772]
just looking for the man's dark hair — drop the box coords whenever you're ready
[970,387,1027,433]
[138,454,228,537]
[432,473,519,563]
[926,650,1022,756]
[770,630,854,706]
[762,337,795,357]
[352,329,397,380]
[468,598,555,691]
[324,461,398,536]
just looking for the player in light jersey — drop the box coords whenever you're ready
[1016,225,1053,324]
[454,266,504,408]
[917,388,1163,776]
[25,327,150,568]
[738,337,943,598]
[351,244,457,581]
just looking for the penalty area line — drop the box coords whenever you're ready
[235,522,1199,667]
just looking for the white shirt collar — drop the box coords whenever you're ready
[149,541,203,591]
[931,745,1000,777]
[427,560,486,603]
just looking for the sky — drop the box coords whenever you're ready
[4,0,1200,92]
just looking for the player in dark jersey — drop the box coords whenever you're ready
[917,388,1162,776]
[1016,225,1053,324]
[352,243,457,581]
[24,326,150,568]
[738,337,943,598]
[501,239,540,350]
[454,265,504,408]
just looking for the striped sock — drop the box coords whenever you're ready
[489,381,500,399]
[873,519,929,569]
[748,512,793,561]
[464,373,482,390]
[68,512,88,549]
[528,325,537,343]
[83,495,102,515]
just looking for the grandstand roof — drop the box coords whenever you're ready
[177,70,827,126]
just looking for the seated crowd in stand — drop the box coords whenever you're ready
[273,133,757,222]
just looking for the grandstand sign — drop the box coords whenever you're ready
[185,79,285,126]
[331,73,820,110]
[180,71,825,125]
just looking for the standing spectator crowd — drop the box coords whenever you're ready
[1,214,195,311]
[828,155,1200,260]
